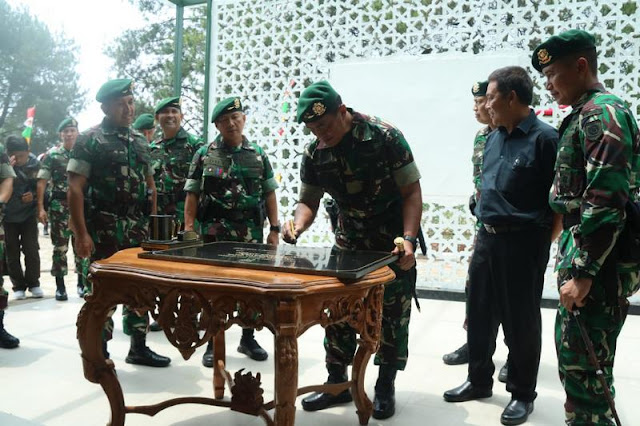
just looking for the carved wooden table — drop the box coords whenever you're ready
[76,247,394,426]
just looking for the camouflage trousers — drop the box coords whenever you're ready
[49,208,89,283]
[90,242,149,340]
[325,263,415,371]
[556,268,637,425]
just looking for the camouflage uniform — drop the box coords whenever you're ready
[298,110,421,370]
[67,119,152,339]
[184,135,278,242]
[37,145,89,285]
[0,143,17,311]
[149,127,203,225]
[550,85,640,425]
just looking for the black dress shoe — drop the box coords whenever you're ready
[149,321,162,332]
[237,337,268,361]
[498,363,508,383]
[500,399,533,425]
[301,389,352,411]
[443,380,492,402]
[443,343,469,365]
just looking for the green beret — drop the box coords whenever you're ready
[471,81,489,97]
[57,117,78,133]
[296,80,341,123]
[96,78,134,103]
[532,29,596,72]
[155,96,181,114]
[132,113,155,131]
[211,97,243,123]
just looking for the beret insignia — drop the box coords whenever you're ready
[312,102,326,116]
[537,49,552,66]
[472,82,480,95]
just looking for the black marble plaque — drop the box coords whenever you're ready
[138,242,398,279]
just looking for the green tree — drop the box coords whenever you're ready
[0,0,86,155]
[106,1,207,134]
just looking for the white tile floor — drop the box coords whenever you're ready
[1,293,639,426]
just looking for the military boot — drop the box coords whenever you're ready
[0,310,19,349]
[372,365,397,419]
[301,363,352,411]
[237,328,268,361]
[55,276,68,301]
[125,330,171,367]
[202,340,214,368]
[77,274,86,298]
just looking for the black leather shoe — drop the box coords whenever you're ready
[202,341,213,368]
[0,328,20,349]
[55,288,68,301]
[126,332,171,367]
[301,389,352,411]
[500,399,533,425]
[149,321,162,332]
[372,365,397,419]
[443,343,469,365]
[443,380,492,402]
[237,337,268,361]
[498,363,508,383]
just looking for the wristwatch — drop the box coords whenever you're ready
[270,224,281,233]
[403,235,417,250]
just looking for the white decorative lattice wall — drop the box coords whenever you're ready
[208,0,640,287]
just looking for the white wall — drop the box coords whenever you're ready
[329,51,530,202]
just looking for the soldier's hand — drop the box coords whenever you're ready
[267,230,280,246]
[21,192,34,204]
[37,208,48,224]
[393,239,416,271]
[282,219,299,244]
[75,232,95,259]
[559,277,593,312]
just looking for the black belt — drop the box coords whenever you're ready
[483,223,531,234]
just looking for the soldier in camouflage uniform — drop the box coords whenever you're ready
[0,140,18,349]
[147,97,203,332]
[533,30,640,425]
[282,81,422,420]
[150,96,204,228]
[37,117,89,301]
[184,96,280,366]
[67,78,171,367]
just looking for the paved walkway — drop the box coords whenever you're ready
[0,226,638,425]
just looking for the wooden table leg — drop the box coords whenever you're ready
[274,301,299,426]
[351,344,374,425]
[77,301,126,426]
[213,330,226,399]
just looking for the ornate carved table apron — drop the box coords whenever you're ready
[76,247,394,426]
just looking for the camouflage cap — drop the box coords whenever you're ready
[96,78,134,103]
[471,81,489,97]
[211,96,243,123]
[155,96,181,114]
[532,29,596,72]
[296,80,341,123]
[132,113,155,131]
[57,117,78,133]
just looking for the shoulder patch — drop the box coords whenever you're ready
[584,120,603,140]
